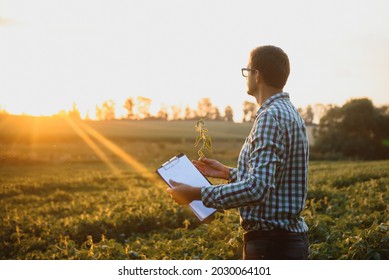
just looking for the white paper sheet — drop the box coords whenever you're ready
[156,153,217,221]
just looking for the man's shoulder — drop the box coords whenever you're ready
[258,98,303,127]
[262,98,293,117]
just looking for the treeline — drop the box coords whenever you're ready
[121,97,236,122]
[1,97,388,160]
[0,96,323,124]
[311,98,389,160]
[53,97,261,123]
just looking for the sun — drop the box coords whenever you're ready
[1,102,63,117]
[2,94,96,118]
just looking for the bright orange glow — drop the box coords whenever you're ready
[77,121,159,184]
[61,116,160,186]
[62,116,121,175]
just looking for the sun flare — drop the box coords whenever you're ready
[62,116,161,187]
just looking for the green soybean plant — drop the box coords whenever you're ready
[194,119,212,158]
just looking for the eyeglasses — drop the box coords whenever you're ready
[241,68,259,78]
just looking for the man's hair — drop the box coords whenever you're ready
[250,45,290,89]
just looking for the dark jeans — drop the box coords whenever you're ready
[243,229,309,260]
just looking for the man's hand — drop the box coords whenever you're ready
[192,157,230,180]
[167,180,202,205]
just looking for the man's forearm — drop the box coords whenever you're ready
[189,186,202,201]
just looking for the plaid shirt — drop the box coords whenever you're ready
[201,92,309,232]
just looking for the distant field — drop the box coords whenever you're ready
[0,115,250,167]
[0,115,252,142]
[0,115,388,259]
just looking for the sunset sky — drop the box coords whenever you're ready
[1,0,388,121]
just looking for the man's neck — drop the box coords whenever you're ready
[255,85,283,106]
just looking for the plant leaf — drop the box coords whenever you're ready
[194,135,201,147]
[205,136,213,151]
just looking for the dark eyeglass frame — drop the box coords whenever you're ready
[241,68,259,78]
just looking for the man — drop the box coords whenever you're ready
[167,45,309,260]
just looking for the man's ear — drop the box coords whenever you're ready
[255,71,262,84]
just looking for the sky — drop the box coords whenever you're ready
[0,0,388,121]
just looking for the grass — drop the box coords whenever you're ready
[0,115,388,259]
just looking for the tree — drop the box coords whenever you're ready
[303,105,314,125]
[95,105,103,120]
[103,100,116,120]
[197,98,213,118]
[136,96,152,119]
[313,103,329,124]
[84,111,91,120]
[156,105,168,120]
[209,106,222,121]
[298,105,314,125]
[95,100,115,120]
[68,103,81,119]
[124,98,134,119]
[224,105,234,122]
[171,105,182,120]
[314,98,389,159]
[242,101,257,122]
[184,105,197,120]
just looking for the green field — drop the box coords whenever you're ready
[0,115,388,259]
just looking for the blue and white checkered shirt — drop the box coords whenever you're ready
[201,92,309,232]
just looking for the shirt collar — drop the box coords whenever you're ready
[256,92,290,116]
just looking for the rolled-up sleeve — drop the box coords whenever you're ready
[229,168,238,183]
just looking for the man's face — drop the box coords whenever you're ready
[246,61,258,97]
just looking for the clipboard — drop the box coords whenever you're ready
[156,153,217,222]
